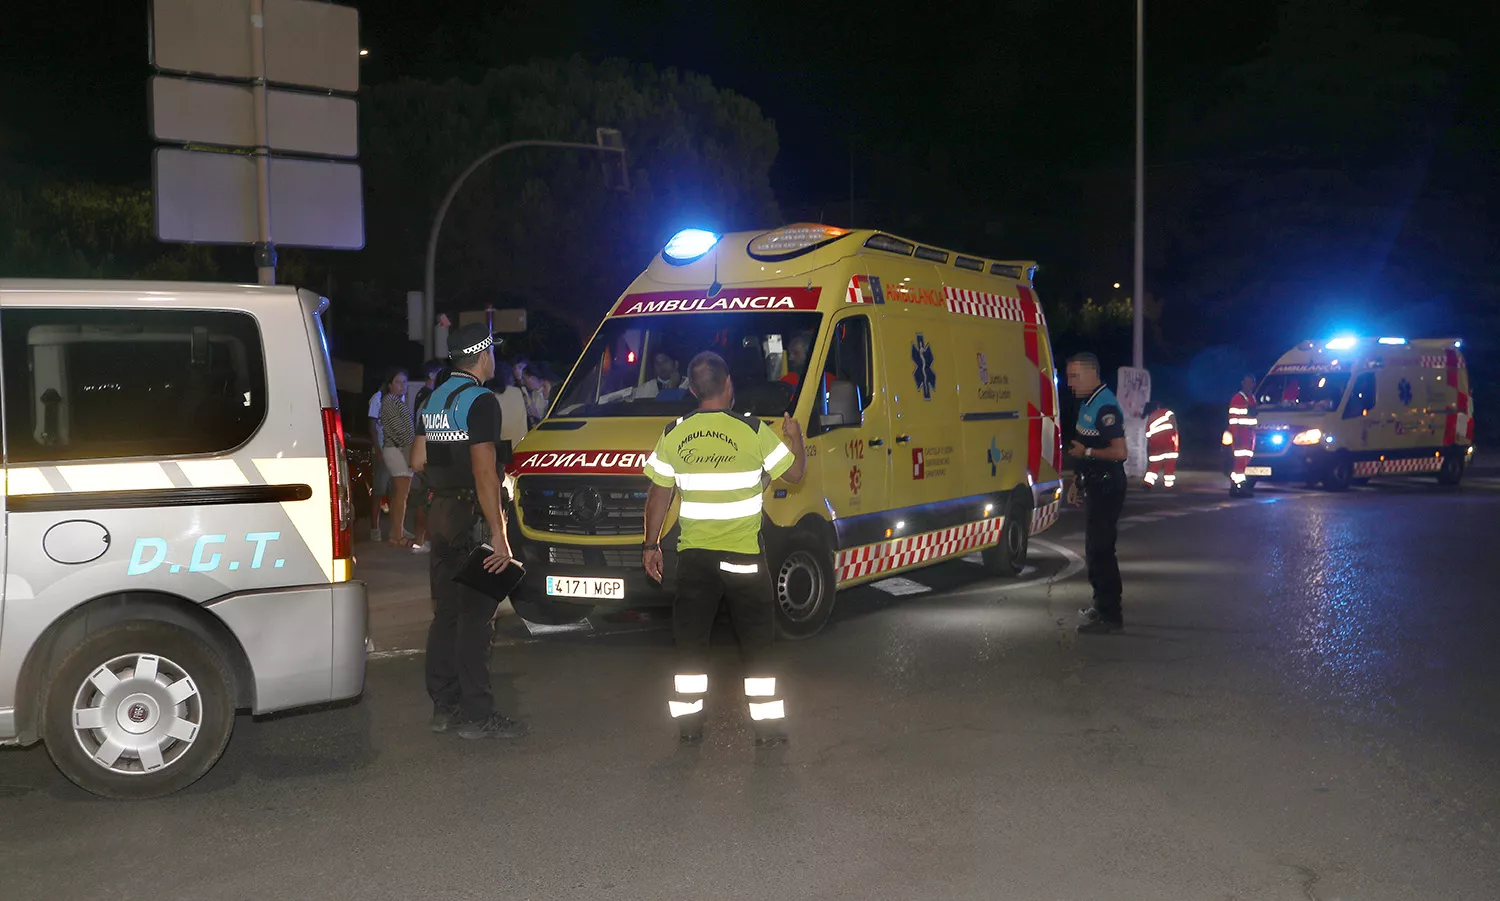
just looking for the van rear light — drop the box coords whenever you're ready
[321,407,354,567]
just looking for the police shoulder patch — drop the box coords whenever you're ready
[1100,412,1118,427]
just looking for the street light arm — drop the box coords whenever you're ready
[422,139,628,358]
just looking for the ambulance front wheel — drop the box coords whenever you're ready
[771,530,836,640]
[1323,453,1354,492]
[510,597,593,626]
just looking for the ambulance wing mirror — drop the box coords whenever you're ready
[817,380,861,431]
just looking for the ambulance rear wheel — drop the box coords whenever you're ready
[1324,454,1354,492]
[510,597,593,626]
[981,501,1030,578]
[1437,452,1465,487]
[771,531,836,640]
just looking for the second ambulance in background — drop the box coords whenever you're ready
[1246,336,1474,490]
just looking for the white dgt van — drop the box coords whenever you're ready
[0,280,366,799]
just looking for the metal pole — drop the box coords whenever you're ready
[249,0,275,286]
[1132,0,1145,370]
[423,139,628,359]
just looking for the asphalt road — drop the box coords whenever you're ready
[4,472,1499,901]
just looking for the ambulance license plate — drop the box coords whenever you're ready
[1246,466,1272,477]
[546,576,625,599]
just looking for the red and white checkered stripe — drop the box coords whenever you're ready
[943,286,1038,323]
[846,275,874,304]
[1441,348,1473,446]
[836,517,1005,584]
[1381,456,1443,475]
[1422,354,1465,369]
[1030,498,1060,535]
[1355,456,1444,478]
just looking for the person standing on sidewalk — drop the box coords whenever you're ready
[642,351,806,746]
[379,369,417,548]
[366,384,390,541]
[1065,352,1129,635]
[411,324,527,740]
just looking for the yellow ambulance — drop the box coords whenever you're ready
[504,224,1064,637]
[1247,336,1474,491]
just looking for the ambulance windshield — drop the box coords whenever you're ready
[1257,372,1351,412]
[552,312,824,418]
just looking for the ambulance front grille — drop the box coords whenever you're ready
[518,477,651,536]
[545,546,642,568]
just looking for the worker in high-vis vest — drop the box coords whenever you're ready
[1143,402,1180,489]
[642,351,806,746]
[1228,373,1259,496]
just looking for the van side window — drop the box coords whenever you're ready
[811,315,873,435]
[1343,372,1377,420]
[1,308,269,463]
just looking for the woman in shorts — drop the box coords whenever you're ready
[379,368,417,547]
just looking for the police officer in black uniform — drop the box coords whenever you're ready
[411,323,527,739]
[1064,352,1130,635]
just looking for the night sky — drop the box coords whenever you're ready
[0,1,1366,201]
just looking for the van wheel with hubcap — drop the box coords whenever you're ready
[1324,453,1354,492]
[772,530,836,640]
[1437,451,1465,487]
[43,622,235,800]
[981,499,1030,577]
[511,597,593,625]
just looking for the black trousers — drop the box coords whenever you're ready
[672,549,777,674]
[1083,476,1126,623]
[424,497,499,722]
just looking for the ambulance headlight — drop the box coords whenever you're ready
[1292,428,1323,446]
[502,470,517,501]
[1221,430,1233,446]
[662,229,720,265]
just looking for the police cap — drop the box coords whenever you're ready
[448,323,497,359]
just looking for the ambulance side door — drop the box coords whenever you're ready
[877,307,955,510]
[809,311,889,521]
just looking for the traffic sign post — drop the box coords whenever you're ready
[148,0,363,284]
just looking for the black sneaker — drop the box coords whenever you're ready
[1078,606,1101,622]
[1077,618,1124,635]
[456,713,529,740]
[430,704,459,733]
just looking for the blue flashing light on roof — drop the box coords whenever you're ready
[662,229,720,265]
[1377,337,1407,345]
[1324,336,1358,351]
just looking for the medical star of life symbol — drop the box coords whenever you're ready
[849,465,862,495]
[1399,378,1413,406]
[911,334,937,400]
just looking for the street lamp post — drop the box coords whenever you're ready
[1133,0,1146,370]
[422,133,627,359]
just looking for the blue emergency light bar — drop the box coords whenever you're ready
[662,229,720,265]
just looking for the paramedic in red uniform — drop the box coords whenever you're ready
[1143,402,1179,489]
[1228,373,1259,496]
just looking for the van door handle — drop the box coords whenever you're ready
[868,437,885,447]
[895,435,912,444]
